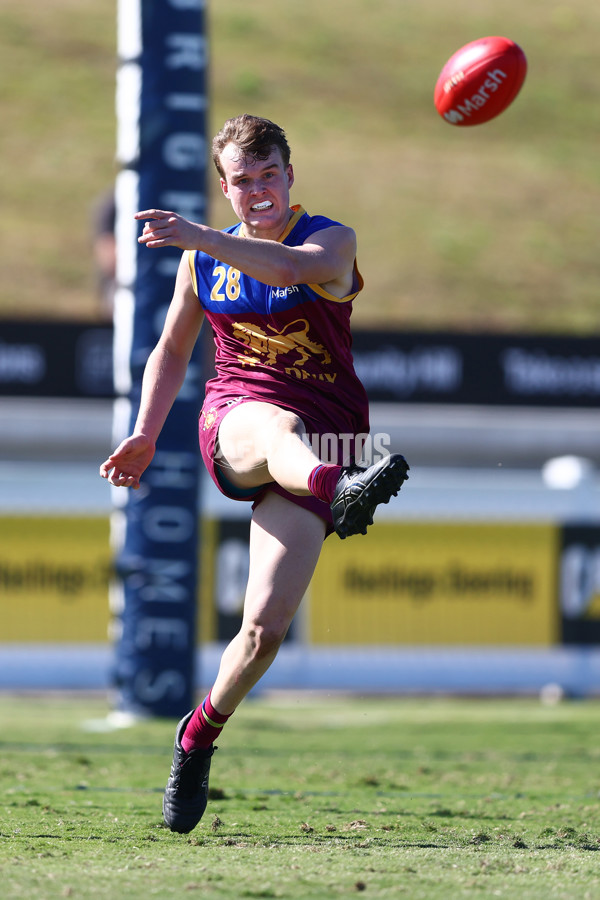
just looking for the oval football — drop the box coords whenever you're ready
[434,36,527,126]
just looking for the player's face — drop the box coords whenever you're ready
[219,143,294,239]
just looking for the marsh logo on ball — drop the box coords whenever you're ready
[434,36,527,127]
[444,109,465,125]
[442,68,508,124]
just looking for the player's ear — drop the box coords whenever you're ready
[220,177,229,198]
[286,165,294,189]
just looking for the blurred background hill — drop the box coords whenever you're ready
[1,0,599,332]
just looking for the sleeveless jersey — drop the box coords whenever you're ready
[189,205,369,437]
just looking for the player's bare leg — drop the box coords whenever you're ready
[210,492,326,713]
[215,400,320,494]
[162,493,325,833]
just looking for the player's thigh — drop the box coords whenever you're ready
[218,401,303,475]
[243,490,326,631]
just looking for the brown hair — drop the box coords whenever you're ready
[211,114,291,179]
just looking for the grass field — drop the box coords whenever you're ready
[2,0,600,331]
[2,692,600,899]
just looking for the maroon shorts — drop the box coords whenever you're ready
[198,393,349,534]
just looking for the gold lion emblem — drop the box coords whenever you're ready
[232,319,331,368]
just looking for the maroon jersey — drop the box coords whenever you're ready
[189,205,369,439]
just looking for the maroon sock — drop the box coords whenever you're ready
[308,464,342,504]
[181,691,232,753]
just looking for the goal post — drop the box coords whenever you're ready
[111,0,208,717]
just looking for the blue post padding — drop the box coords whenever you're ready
[112,0,207,717]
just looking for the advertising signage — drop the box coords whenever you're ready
[1,323,598,408]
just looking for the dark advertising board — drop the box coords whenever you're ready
[1,323,598,407]
[0,322,113,398]
[352,330,600,407]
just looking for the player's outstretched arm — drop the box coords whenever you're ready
[135,209,356,294]
[99,253,204,489]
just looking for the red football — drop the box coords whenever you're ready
[434,36,527,126]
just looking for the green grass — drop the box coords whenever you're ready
[2,693,600,899]
[2,0,600,331]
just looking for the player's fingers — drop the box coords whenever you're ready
[112,473,139,488]
[100,462,139,488]
[138,235,169,247]
[99,454,125,475]
[118,474,138,488]
[138,219,174,244]
[134,209,169,220]
[99,460,115,478]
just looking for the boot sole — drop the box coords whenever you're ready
[334,454,409,539]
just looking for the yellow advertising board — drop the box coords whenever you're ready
[0,514,220,645]
[2,516,561,648]
[309,522,559,645]
[0,516,111,642]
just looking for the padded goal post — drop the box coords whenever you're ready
[111,0,208,717]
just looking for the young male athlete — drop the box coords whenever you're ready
[100,114,409,834]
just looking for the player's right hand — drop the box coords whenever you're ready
[99,434,156,489]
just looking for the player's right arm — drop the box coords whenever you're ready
[135,209,357,297]
[99,253,205,489]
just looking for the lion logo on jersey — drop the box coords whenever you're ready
[201,406,218,430]
[232,319,332,368]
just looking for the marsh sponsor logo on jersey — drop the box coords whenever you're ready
[271,286,300,299]
[443,68,508,123]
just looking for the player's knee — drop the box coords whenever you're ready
[267,410,305,447]
[246,620,288,660]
